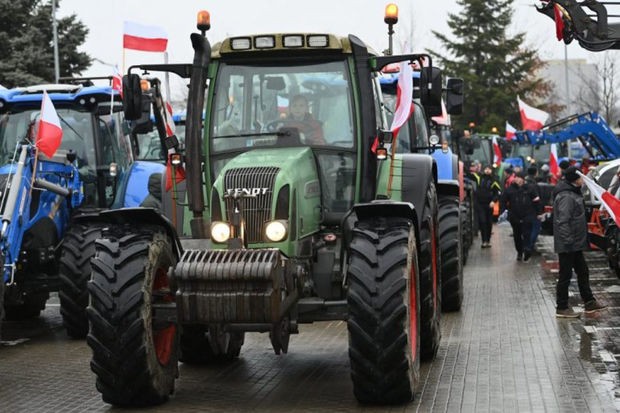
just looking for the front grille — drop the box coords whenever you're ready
[224,167,280,243]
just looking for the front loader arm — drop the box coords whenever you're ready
[538,0,620,51]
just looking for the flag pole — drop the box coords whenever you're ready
[164,51,171,102]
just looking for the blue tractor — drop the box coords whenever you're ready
[0,83,164,337]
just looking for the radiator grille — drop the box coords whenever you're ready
[224,167,280,243]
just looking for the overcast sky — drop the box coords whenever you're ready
[58,0,592,81]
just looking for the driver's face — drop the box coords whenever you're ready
[290,100,308,120]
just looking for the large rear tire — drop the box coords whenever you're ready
[87,225,178,407]
[419,183,441,361]
[179,325,244,364]
[439,194,464,312]
[347,217,420,404]
[59,223,103,339]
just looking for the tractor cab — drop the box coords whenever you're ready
[0,84,131,208]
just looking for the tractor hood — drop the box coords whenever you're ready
[211,147,322,252]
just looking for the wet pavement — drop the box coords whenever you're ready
[0,224,619,412]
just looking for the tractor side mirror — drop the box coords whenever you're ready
[122,74,143,120]
[378,129,394,144]
[446,78,464,115]
[131,94,154,134]
[419,67,442,117]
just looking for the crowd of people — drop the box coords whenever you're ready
[466,158,607,317]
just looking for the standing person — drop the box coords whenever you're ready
[475,165,501,248]
[526,166,542,251]
[553,166,607,317]
[503,166,515,189]
[500,171,541,262]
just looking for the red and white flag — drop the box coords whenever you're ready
[492,135,502,165]
[578,171,620,227]
[390,61,414,139]
[112,66,123,97]
[123,21,168,52]
[549,143,559,184]
[36,91,63,158]
[553,3,565,41]
[517,96,550,131]
[163,101,176,137]
[505,121,516,140]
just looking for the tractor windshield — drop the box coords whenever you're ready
[0,109,96,166]
[210,60,355,151]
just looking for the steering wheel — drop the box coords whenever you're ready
[265,119,314,133]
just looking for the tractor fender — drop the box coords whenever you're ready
[432,151,459,181]
[400,153,436,226]
[437,180,460,198]
[86,208,182,259]
[343,201,419,251]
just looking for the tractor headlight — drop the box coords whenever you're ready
[210,221,231,243]
[265,220,288,242]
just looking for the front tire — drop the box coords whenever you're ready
[59,223,103,339]
[347,217,420,404]
[87,225,178,407]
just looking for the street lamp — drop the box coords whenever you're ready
[52,0,60,83]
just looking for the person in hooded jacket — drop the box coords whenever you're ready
[474,164,501,247]
[500,171,541,261]
[553,166,607,318]
[140,173,163,210]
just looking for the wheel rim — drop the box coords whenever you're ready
[153,266,176,365]
[409,259,418,359]
[431,219,438,312]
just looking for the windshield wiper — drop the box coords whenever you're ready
[57,113,86,142]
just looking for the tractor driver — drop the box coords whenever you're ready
[285,95,325,145]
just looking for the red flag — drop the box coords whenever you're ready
[112,66,123,98]
[517,96,550,130]
[549,143,559,184]
[36,91,63,158]
[505,121,516,140]
[554,4,565,41]
[492,135,502,165]
[123,21,168,52]
[165,159,185,191]
[579,171,620,227]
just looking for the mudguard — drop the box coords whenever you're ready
[400,153,436,226]
[120,161,167,207]
[92,208,183,259]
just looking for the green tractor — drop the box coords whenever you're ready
[86,11,461,407]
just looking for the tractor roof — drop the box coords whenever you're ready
[0,84,121,110]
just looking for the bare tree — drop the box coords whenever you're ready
[573,52,620,124]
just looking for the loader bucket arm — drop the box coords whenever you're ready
[538,0,620,51]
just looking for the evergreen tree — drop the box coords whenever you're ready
[0,0,91,88]
[428,0,558,133]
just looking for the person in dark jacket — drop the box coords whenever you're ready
[140,173,163,210]
[526,166,542,250]
[553,166,607,318]
[474,165,501,248]
[500,171,541,261]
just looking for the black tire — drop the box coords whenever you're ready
[439,195,464,312]
[4,292,49,320]
[605,222,620,278]
[59,223,103,339]
[347,217,420,404]
[87,225,178,407]
[0,279,5,339]
[419,183,441,361]
[179,325,244,364]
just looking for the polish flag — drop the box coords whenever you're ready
[390,61,414,139]
[505,121,516,140]
[549,143,559,184]
[36,91,63,158]
[578,171,620,227]
[123,21,168,52]
[112,66,123,98]
[163,101,176,137]
[492,135,502,165]
[371,61,414,153]
[517,96,550,130]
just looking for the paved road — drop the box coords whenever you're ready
[0,224,619,412]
